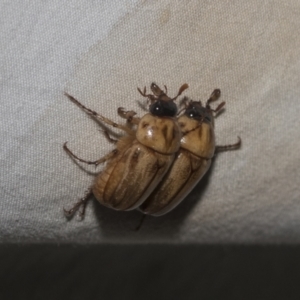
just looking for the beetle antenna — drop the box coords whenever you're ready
[172,83,189,101]
[206,89,221,107]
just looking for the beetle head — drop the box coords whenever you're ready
[182,89,225,124]
[138,83,189,117]
[183,100,213,123]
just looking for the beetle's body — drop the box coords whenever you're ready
[93,114,180,211]
[140,114,215,216]
[63,83,188,217]
[140,90,241,216]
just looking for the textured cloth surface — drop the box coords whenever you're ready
[1,0,300,244]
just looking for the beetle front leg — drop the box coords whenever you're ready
[64,188,93,218]
[64,92,133,135]
[63,142,118,166]
[117,107,141,125]
[216,136,241,152]
[137,86,156,102]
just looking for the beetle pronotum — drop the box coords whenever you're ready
[63,83,188,217]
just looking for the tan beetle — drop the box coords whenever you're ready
[63,83,188,217]
[136,89,241,216]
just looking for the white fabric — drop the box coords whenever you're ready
[1,0,300,244]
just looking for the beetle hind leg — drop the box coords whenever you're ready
[216,136,242,152]
[64,188,93,218]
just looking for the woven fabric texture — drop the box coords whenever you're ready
[1,0,300,244]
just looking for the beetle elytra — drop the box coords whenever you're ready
[63,83,188,217]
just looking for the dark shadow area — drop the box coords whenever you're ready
[1,244,300,300]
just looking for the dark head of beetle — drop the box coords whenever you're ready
[138,83,189,117]
[181,89,225,124]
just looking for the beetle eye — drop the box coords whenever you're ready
[150,100,177,117]
[185,104,213,123]
[185,108,200,120]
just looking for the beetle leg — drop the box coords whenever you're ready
[64,142,118,166]
[216,136,242,152]
[64,92,133,135]
[137,87,156,102]
[135,214,147,231]
[179,96,190,108]
[176,107,185,116]
[100,130,118,144]
[117,107,141,125]
[164,85,168,94]
[177,96,190,116]
[64,188,93,218]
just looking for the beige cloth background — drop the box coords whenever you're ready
[1,0,300,244]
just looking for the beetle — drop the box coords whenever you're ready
[63,83,188,217]
[137,89,241,216]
